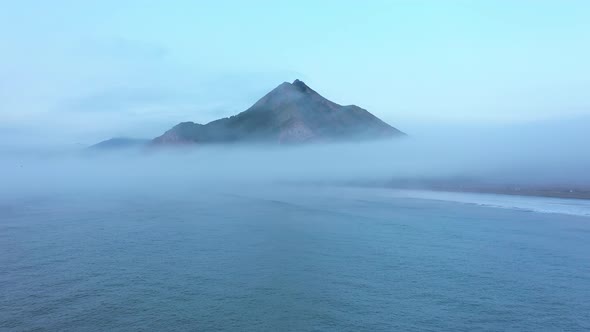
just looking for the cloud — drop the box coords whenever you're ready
[2,120,590,200]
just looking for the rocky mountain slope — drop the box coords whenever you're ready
[152,80,404,145]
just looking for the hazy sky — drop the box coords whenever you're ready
[1,0,589,145]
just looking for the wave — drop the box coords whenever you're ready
[385,189,590,217]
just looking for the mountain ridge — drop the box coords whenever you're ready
[92,79,405,148]
[152,79,404,145]
[89,137,150,150]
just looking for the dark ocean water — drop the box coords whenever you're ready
[1,186,589,331]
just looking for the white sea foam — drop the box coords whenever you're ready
[383,189,590,217]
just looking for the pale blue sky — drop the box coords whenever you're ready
[1,0,589,144]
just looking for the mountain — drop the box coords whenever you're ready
[152,80,404,145]
[89,137,150,150]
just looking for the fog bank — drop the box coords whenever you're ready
[2,120,590,201]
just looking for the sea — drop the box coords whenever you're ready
[1,185,589,331]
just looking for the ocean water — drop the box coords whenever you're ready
[1,186,589,331]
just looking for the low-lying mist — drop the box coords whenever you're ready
[2,121,590,201]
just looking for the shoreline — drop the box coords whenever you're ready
[418,187,590,201]
[376,187,590,218]
[379,179,590,201]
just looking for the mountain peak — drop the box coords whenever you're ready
[292,78,307,88]
[291,79,315,93]
[150,79,405,145]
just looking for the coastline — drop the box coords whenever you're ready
[422,187,590,201]
[378,188,590,217]
[382,179,590,201]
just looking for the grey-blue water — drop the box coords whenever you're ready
[2,186,590,331]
